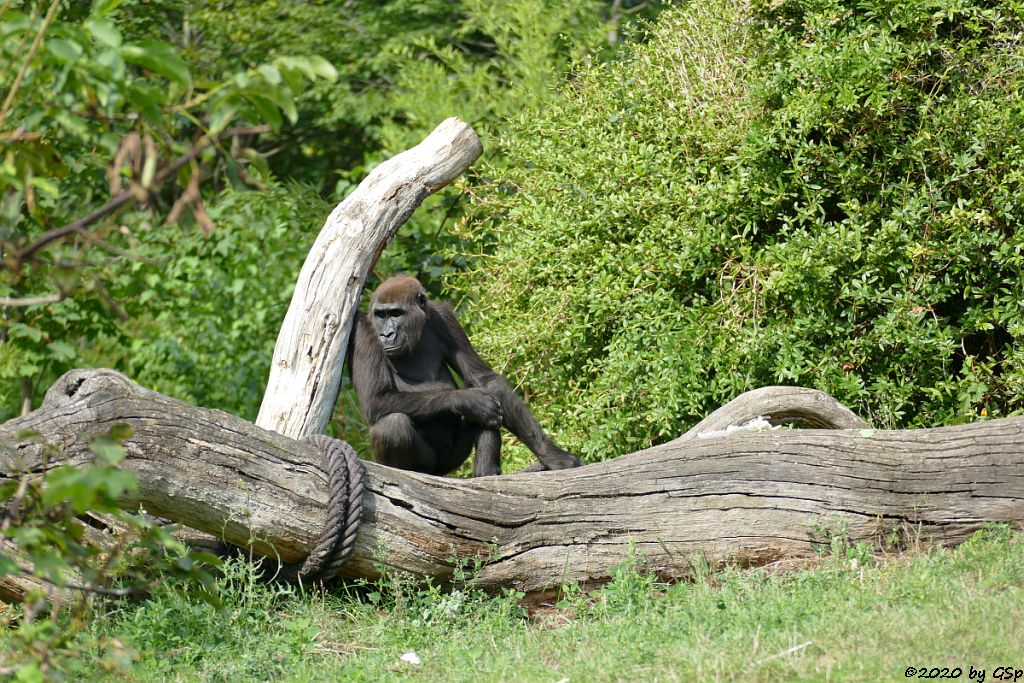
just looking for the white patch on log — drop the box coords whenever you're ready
[698,416,779,439]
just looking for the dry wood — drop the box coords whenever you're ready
[3,368,1021,593]
[2,117,1022,600]
[255,117,483,439]
[680,385,870,439]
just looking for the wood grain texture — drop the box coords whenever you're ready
[255,117,483,439]
[4,369,1022,593]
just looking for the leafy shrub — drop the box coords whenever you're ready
[0,2,335,420]
[454,0,1024,459]
[0,428,217,681]
[108,181,330,420]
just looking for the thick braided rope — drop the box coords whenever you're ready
[279,434,365,583]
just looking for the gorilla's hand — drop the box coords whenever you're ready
[458,388,502,427]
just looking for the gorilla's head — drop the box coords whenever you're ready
[370,275,428,357]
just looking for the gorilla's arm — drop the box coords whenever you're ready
[351,313,500,426]
[435,304,582,470]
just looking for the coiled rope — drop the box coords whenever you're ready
[277,434,365,583]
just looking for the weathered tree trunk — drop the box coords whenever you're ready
[3,368,1021,593]
[2,117,1023,600]
[255,118,482,439]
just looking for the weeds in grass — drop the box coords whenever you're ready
[2,525,1020,681]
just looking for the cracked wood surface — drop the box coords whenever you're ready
[3,368,1022,592]
[255,117,483,440]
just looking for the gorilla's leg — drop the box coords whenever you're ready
[485,382,581,470]
[369,413,439,473]
[472,428,502,477]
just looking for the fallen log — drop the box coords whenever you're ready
[2,116,1022,598]
[2,368,1021,593]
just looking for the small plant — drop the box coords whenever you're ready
[811,517,878,569]
[0,427,218,680]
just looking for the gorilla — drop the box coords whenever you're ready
[350,275,582,476]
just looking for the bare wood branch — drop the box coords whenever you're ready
[0,292,63,307]
[255,117,483,439]
[680,385,870,440]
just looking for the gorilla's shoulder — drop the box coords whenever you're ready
[428,300,457,318]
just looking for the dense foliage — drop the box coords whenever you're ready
[0,0,337,420]
[0,0,636,424]
[455,0,1024,459]
[0,428,218,679]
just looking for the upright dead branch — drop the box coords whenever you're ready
[255,118,483,439]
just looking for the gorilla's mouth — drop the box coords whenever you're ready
[381,342,404,355]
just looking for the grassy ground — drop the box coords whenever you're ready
[11,525,1024,682]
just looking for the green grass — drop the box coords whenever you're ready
[13,525,1024,682]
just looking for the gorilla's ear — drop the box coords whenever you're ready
[416,292,427,309]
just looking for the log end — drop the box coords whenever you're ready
[41,368,136,410]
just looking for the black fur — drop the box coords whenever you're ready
[351,275,582,476]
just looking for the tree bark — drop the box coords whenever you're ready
[3,368,1021,594]
[255,117,483,439]
[2,117,1022,599]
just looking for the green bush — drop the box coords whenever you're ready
[110,182,330,420]
[0,428,218,681]
[454,0,1024,460]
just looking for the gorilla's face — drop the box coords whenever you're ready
[372,286,427,357]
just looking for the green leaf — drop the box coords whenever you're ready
[14,661,44,683]
[0,13,31,37]
[52,110,89,138]
[47,341,75,362]
[0,553,20,578]
[84,18,122,48]
[275,56,316,81]
[257,64,281,85]
[43,465,137,510]
[248,83,297,124]
[11,527,44,548]
[109,424,134,440]
[9,322,42,343]
[121,40,191,87]
[52,264,79,292]
[241,92,283,130]
[28,177,58,198]
[91,0,125,17]
[89,436,125,465]
[240,147,270,175]
[46,39,83,64]
[127,83,165,124]
[95,47,126,79]
[208,99,238,136]
[308,56,338,81]
[41,467,96,510]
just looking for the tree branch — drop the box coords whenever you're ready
[9,125,271,268]
[0,292,64,307]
